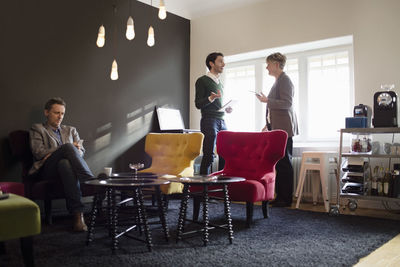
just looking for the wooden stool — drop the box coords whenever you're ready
[295,151,337,212]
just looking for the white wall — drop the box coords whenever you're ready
[189,0,400,129]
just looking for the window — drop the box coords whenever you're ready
[306,51,351,140]
[222,39,354,144]
[223,64,256,131]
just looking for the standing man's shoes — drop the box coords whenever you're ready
[73,212,88,232]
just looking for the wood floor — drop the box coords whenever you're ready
[286,202,400,267]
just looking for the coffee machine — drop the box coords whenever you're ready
[372,85,398,127]
[354,104,372,127]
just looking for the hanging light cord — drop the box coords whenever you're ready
[101,0,105,24]
[112,4,117,57]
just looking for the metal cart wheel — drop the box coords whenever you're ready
[329,205,340,216]
[348,199,358,211]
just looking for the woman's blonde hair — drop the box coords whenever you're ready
[267,53,286,69]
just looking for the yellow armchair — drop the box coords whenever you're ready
[140,132,204,194]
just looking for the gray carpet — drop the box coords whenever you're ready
[2,199,399,267]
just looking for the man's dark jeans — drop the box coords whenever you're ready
[39,143,94,213]
[200,117,227,175]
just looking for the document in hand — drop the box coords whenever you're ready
[218,99,238,112]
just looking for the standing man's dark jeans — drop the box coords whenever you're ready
[200,117,227,175]
[274,137,294,205]
[39,143,94,213]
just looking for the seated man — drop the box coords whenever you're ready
[29,97,94,232]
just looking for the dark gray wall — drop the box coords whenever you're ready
[0,0,190,180]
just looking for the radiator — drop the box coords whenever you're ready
[292,156,338,204]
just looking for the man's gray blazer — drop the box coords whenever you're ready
[267,72,299,137]
[29,123,85,175]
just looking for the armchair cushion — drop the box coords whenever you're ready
[227,180,266,203]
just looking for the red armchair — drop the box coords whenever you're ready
[193,130,287,227]
[0,182,25,196]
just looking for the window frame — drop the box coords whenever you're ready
[221,58,266,131]
[222,43,355,145]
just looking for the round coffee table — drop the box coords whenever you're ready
[84,177,170,253]
[167,175,245,246]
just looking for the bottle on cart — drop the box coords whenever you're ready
[377,165,385,196]
[377,177,383,196]
[389,171,395,197]
[365,175,372,196]
[371,166,378,196]
[383,168,391,197]
[392,169,400,198]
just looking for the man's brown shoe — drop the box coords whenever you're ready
[73,212,88,232]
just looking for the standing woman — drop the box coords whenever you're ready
[256,52,299,207]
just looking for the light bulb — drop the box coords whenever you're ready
[158,0,167,20]
[96,25,105,47]
[110,59,118,80]
[147,26,155,47]
[126,16,135,40]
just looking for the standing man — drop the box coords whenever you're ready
[195,52,232,175]
[256,52,299,207]
[29,97,94,231]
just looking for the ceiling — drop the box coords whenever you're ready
[137,0,268,20]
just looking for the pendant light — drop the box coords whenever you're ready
[110,4,118,80]
[158,0,167,20]
[147,0,155,47]
[147,26,155,47]
[110,59,118,80]
[126,17,135,40]
[96,0,106,47]
[96,25,105,47]
[125,0,135,40]
[97,0,170,80]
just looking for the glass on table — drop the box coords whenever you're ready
[129,163,145,176]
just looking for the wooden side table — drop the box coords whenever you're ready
[84,178,170,253]
[168,176,245,246]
